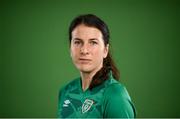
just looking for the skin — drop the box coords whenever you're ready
[70,24,109,91]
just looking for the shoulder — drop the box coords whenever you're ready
[103,78,136,118]
[59,77,80,96]
[64,77,80,90]
[104,79,131,100]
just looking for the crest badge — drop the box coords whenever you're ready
[82,99,94,113]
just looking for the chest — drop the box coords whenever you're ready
[59,89,105,118]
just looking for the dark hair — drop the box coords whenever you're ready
[69,14,120,89]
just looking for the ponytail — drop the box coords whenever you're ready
[89,52,120,90]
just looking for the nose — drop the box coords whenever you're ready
[80,44,89,55]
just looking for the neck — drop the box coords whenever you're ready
[80,65,103,91]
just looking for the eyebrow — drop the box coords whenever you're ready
[73,38,82,41]
[89,38,98,41]
[73,38,98,41]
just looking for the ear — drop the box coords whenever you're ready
[103,44,109,58]
[70,45,72,58]
[70,51,72,57]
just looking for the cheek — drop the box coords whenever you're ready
[93,49,104,61]
[70,48,79,59]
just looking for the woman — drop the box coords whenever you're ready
[58,14,136,118]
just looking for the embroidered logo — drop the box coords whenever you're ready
[63,99,71,107]
[82,99,94,113]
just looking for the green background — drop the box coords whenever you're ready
[1,0,180,117]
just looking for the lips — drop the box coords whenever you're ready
[79,58,92,63]
[79,58,91,61]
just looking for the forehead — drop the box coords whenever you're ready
[72,24,103,40]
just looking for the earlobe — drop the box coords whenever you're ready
[70,48,72,57]
[70,51,72,57]
[104,44,109,58]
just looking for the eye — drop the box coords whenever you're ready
[90,41,98,45]
[74,40,81,45]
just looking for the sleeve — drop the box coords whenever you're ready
[103,84,136,118]
[57,87,65,118]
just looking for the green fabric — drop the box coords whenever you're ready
[58,73,136,118]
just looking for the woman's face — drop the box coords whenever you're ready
[70,24,109,73]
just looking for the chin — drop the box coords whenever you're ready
[79,68,92,73]
[77,66,93,73]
